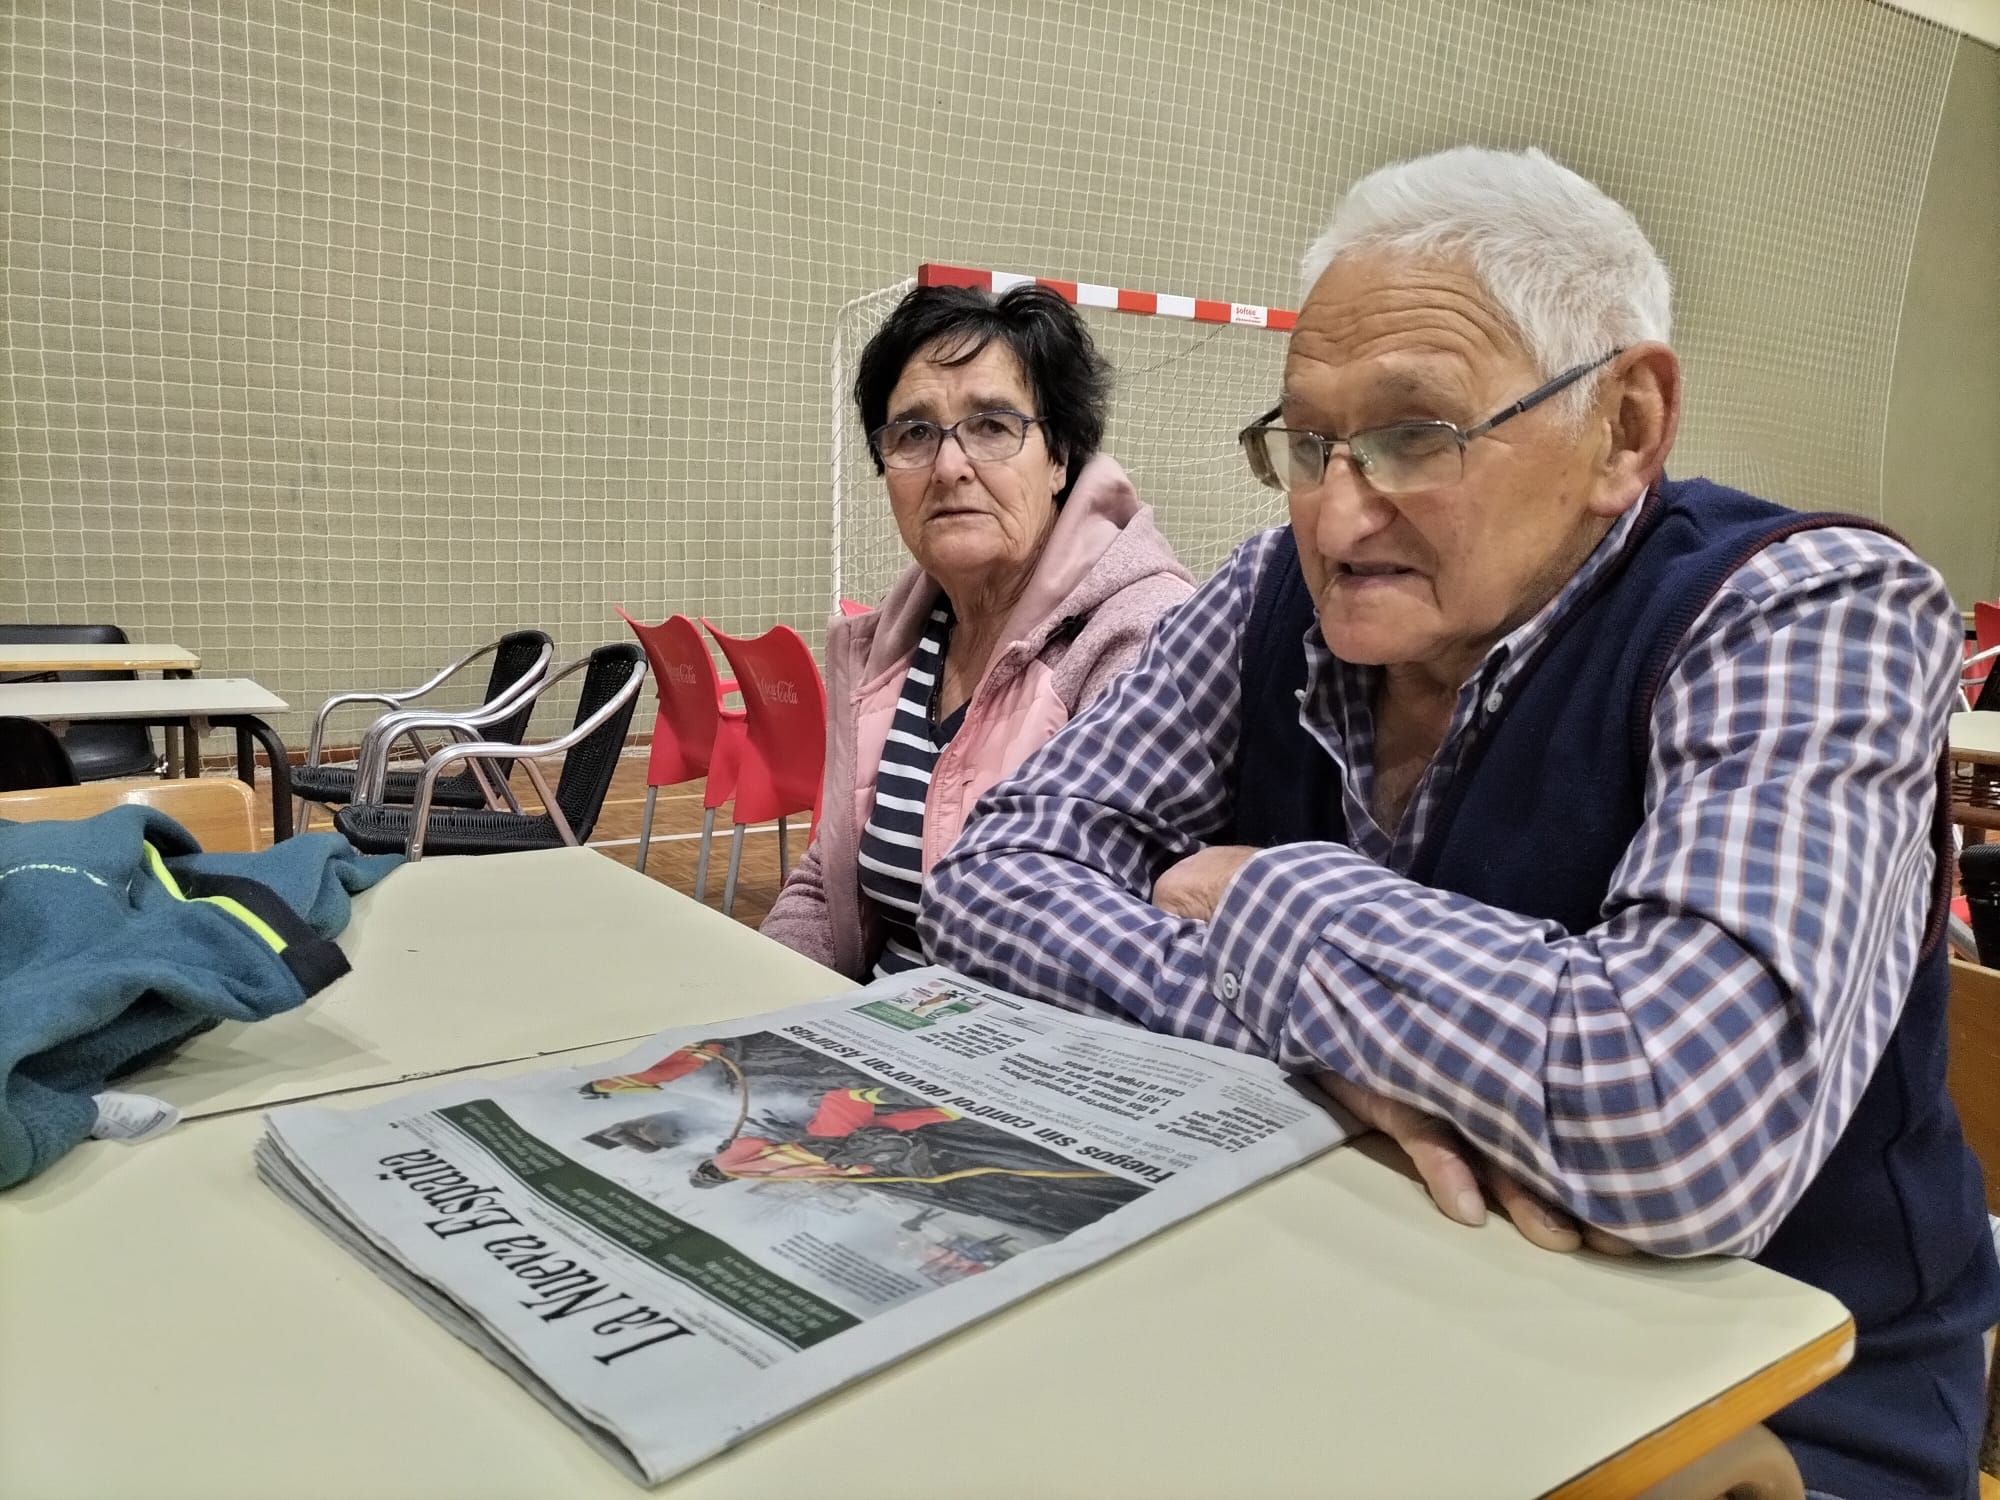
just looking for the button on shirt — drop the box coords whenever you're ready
[919,507,1960,1257]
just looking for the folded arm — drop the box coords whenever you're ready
[923,527,1958,1256]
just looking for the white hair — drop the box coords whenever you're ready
[1300,146,1671,419]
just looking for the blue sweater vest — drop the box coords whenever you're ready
[1228,477,2000,1499]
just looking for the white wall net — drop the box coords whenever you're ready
[0,1,1961,745]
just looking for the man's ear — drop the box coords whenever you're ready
[1588,342,1680,519]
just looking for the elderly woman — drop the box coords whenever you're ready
[762,284,1193,978]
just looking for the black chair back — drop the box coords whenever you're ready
[478,629,555,781]
[552,643,643,843]
[0,624,158,780]
[0,718,79,792]
[1963,843,2000,969]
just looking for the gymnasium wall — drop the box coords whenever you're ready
[2,2,1992,743]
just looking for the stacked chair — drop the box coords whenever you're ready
[334,642,645,860]
[702,620,826,916]
[292,629,554,831]
[619,610,829,915]
[617,609,745,894]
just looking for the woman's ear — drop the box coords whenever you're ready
[1050,458,1068,500]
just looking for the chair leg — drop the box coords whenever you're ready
[292,797,310,833]
[635,785,659,874]
[722,823,746,918]
[695,808,717,902]
[777,814,789,876]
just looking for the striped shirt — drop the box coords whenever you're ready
[858,604,965,978]
[921,511,1960,1258]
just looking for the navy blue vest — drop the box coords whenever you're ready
[1229,477,2000,1499]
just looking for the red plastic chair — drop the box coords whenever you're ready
[838,598,873,618]
[702,619,828,917]
[617,609,746,893]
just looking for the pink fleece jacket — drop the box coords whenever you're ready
[761,454,1194,978]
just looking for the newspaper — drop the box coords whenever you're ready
[257,967,1348,1484]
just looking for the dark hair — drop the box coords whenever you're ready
[854,283,1111,504]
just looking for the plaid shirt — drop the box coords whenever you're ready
[920,507,1959,1257]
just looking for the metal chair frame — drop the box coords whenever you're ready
[297,635,554,829]
[348,664,552,807]
[376,651,645,860]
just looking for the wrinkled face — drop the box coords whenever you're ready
[1283,252,1618,684]
[882,340,1065,596]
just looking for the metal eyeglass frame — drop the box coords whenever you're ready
[1237,349,1623,493]
[869,409,1046,469]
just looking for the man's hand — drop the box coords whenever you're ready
[1316,1073,1635,1256]
[1151,844,1260,921]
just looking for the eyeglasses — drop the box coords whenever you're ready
[1237,351,1623,495]
[871,409,1043,469]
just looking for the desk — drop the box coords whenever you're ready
[1950,711,2000,834]
[136,846,849,1119]
[1954,711,2000,767]
[0,853,1851,1498]
[0,640,203,776]
[0,677,294,839]
[0,642,201,675]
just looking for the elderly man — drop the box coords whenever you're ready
[920,146,1998,1499]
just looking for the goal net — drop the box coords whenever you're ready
[832,265,1293,609]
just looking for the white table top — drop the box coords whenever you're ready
[1950,710,2000,765]
[0,849,1852,1499]
[0,675,286,718]
[0,642,200,673]
[137,847,851,1119]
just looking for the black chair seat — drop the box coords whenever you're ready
[290,762,492,809]
[0,717,79,792]
[333,801,565,857]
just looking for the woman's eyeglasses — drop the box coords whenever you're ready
[871,410,1043,469]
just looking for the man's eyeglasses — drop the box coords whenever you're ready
[1237,351,1622,496]
[871,410,1044,469]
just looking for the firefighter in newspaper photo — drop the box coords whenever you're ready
[578,1033,1148,1238]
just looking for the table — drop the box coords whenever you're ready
[0,676,294,839]
[135,847,849,1119]
[0,640,204,775]
[0,642,202,674]
[1950,711,2000,835]
[1953,711,2000,767]
[0,852,1853,1500]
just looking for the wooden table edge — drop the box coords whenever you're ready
[0,651,201,673]
[1544,1317,1854,1499]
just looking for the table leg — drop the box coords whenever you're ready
[163,669,193,777]
[182,717,202,778]
[224,715,294,842]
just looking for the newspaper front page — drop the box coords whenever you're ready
[258,967,1347,1484]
